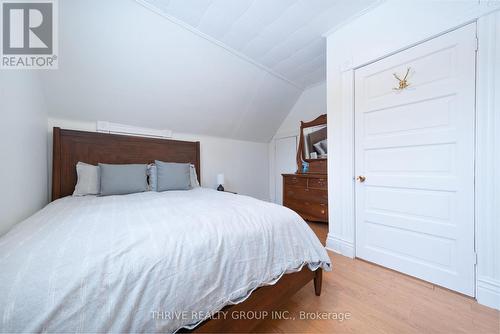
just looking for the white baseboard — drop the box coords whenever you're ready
[326,234,355,258]
[477,277,500,310]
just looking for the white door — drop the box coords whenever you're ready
[354,24,476,296]
[275,136,297,205]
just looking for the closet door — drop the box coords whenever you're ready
[354,24,476,296]
[275,136,297,205]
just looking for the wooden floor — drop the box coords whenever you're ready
[254,222,500,334]
[305,221,329,246]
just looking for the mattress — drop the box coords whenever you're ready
[0,188,331,333]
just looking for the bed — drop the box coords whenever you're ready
[0,128,331,333]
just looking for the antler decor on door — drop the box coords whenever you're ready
[393,67,411,91]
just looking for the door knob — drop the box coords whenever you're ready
[356,175,366,183]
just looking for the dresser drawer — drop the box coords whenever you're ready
[305,202,328,220]
[285,198,328,221]
[284,175,307,188]
[308,177,327,190]
[284,187,327,204]
[282,173,328,223]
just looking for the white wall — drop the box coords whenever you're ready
[269,82,327,203]
[39,0,301,143]
[274,82,326,137]
[47,119,270,201]
[325,0,500,308]
[0,73,48,236]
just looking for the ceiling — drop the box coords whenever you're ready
[41,0,302,143]
[138,0,379,88]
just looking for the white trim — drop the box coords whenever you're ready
[96,121,172,139]
[328,69,356,259]
[326,234,355,258]
[477,278,500,310]
[475,10,500,309]
[341,69,356,256]
[135,0,304,91]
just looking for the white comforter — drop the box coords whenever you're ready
[0,188,331,333]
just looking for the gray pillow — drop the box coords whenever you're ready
[313,142,326,155]
[319,139,327,153]
[99,163,148,196]
[155,161,191,191]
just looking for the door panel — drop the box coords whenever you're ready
[364,95,453,136]
[275,136,297,205]
[355,24,476,296]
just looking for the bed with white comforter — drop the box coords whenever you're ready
[0,188,331,333]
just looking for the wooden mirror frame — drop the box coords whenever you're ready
[296,114,327,174]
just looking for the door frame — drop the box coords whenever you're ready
[327,11,500,309]
[329,22,482,295]
[352,23,477,296]
[272,132,299,204]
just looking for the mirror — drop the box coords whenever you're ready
[302,124,327,160]
[296,114,327,174]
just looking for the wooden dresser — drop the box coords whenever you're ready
[282,173,328,223]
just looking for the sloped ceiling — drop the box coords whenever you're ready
[40,0,378,142]
[40,0,301,142]
[139,0,379,88]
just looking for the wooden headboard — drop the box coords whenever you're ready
[52,127,200,201]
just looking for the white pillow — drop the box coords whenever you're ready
[73,162,100,196]
[147,164,157,191]
[190,164,200,188]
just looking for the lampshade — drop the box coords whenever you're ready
[217,173,225,185]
